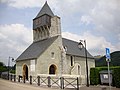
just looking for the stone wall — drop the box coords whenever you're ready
[36,35,63,75]
[16,60,30,76]
[64,55,95,84]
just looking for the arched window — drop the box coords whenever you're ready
[71,56,74,66]
[78,65,81,75]
[51,52,55,59]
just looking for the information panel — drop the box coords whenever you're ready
[30,60,35,71]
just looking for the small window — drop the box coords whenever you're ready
[64,46,67,52]
[51,52,55,59]
[71,56,73,66]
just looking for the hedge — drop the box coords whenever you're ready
[113,67,120,88]
[90,66,120,88]
[90,68,99,85]
[90,67,109,85]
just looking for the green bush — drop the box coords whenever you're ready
[90,67,109,85]
[0,66,7,72]
[113,66,120,88]
[10,70,15,74]
[0,62,7,72]
[90,68,99,85]
[90,66,120,88]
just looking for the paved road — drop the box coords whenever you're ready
[0,79,120,90]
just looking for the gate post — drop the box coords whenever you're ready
[48,76,51,87]
[37,76,40,86]
[60,77,64,89]
[30,76,32,84]
[77,77,79,90]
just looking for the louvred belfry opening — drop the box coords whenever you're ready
[33,1,55,42]
[33,1,54,30]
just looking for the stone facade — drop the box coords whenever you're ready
[36,36,62,75]
[33,16,61,42]
[16,35,63,76]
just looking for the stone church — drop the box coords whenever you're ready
[16,2,95,84]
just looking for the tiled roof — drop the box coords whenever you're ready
[16,36,58,61]
[16,36,93,61]
[62,38,93,58]
[35,1,54,19]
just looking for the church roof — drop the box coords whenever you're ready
[16,36,58,61]
[16,36,93,61]
[62,38,93,58]
[35,1,54,19]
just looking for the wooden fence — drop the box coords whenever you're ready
[1,74,80,90]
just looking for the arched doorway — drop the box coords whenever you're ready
[49,64,57,74]
[22,64,28,80]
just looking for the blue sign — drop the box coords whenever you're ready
[106,48,110,59]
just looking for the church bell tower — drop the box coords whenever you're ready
[33,2,61,42]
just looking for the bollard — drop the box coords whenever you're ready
[48,76,51,87]
[10,74,12,81]
[14,75,16,82]
[30,76,32,84]
[8,72,9,80]
[37,76,40,86]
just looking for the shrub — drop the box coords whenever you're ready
[10,70,15,74]
[113,66,120,88]
[90,68,99,85]
[90,66,120,88]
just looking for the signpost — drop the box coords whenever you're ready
[106,48,111,61]
[105,48,111,90]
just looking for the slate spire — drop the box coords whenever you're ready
[35,1,54,18]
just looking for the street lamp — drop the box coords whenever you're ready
[8,56,14,80]
[78,40,89,87]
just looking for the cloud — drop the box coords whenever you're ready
[62,32,118,56]
[74,0,120,34]
[90,0,120,33]
[80,15,92,25]
[0,24,32,65]
[0,0,42,8]
[0,0,58,9]
[1,0,120,34]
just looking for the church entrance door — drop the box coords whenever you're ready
[49,64,57,74]
[22,64,28,80]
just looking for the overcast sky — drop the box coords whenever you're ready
[0,0,120,65]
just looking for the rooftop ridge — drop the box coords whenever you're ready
[62,37,79,43]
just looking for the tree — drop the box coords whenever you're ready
[0,62,5,66]
[0,62,7,72]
